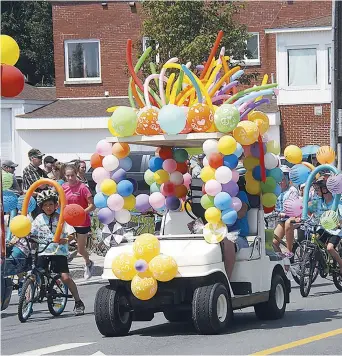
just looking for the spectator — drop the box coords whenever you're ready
[22,149,48,192]
[76,160,88,186]
[52,162,66,183]
[191,154,204,178]
[1,160,22,195]
[43,156,57,179]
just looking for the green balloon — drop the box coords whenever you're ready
[111,106,137,137]
[2,171,13,191]
[261,193,277,208]
[214,104,240,133]
[144,169,155,186]
[261,177,277,193]
[173,149,189,163]
[150,182,161,193]
[201,194,215,209]
[320,210,339,230]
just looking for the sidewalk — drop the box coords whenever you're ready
[69,253,105,285]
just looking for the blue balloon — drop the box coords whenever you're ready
[119,157,133,171]
[289,164,311,186]
[150,182,161,194]
[222,209,238,226]
[252,166,262,181]
[223,155,238,169]
[94,192,108,209]
[214,192,232,211]
[127,178,138,192]
[234,143,243,158]
[148,157,163,172]
[3,191,18,213]
[157,104,186,134]
[117,180,134,197]
[267,167,283,183]
[274,184,282,197]
[166,196,181,211]
[17,195,37,213]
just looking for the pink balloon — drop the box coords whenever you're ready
[149,192,166,209]
[183,173,192,188]
[107,194,124,211]
[231,197,242,212]
[92,167,110,184]
[96,139,112,156]
[284,198,303,217]
[231,170,239,183]
[205,179,222,196]
[163,159,177,173]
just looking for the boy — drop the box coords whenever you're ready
[32,190,85,315]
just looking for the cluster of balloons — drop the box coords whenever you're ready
[1,35,25,98]
[112,233,178,300]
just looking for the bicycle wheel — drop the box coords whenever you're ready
[18,278,35,323]
[47,275,68,316]
[299,250,316,297]
[332,246,342,292]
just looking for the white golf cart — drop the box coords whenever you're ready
[94,133,291,336]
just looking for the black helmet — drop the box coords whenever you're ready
[36,190,58,207]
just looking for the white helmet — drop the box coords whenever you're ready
[36,190,58,207]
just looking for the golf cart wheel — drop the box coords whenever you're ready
[254,274,286,320]
[192,283,232,335]
[94,285,132,337]
[163,310,192,323]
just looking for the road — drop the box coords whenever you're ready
[1,277,341,355]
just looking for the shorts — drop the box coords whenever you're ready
[37,255,69,273]
[235,236,249,252]
[74,226,91,234]
[317,230,341,249]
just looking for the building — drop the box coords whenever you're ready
[4,0,332,174]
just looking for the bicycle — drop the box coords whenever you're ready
[18,237,73,323]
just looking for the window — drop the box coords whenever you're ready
[65,40,101,82]
[287,48,317,87]
[142,36,160,64]
[328,47,332,85]
[245,33,260,65]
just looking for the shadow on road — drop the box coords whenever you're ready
[291,281,332,290]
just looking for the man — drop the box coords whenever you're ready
[22,149,48,192]
[191,154,204,178]
[43,156,57,179]
[1,159,22,195]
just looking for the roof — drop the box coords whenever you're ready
[4,84,56,101]
[17,97,131,118]
[276,15,332,29]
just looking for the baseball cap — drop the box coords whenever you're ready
[2,159,18,168]
[44,155,57,164]
[28,148,44,158]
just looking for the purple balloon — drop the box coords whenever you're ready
[98,208,115,225]
[222,181,239,197]
[127,178,138,192]
[327,174,342,194]
[166,196,181,211]
[250,142,266,158]
[111,168,127,183]
[135,194,151,212]
[135,259,148,273]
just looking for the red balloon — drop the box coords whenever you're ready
[63,204,86,226]
[90,152,104,169]
[161,182,175,196]
[176,162,188,174]
[263,206,275,214]
[202,184,206,194]
[208,153,223,169]
[158,147,173,160]
[1,64,25,98]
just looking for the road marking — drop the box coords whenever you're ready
[91,352,106,356]
[12,342,95,355]
[251,328,342,355]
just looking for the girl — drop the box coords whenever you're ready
[76,160,88,186]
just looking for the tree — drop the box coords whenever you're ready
[141,1,258,84]
[1,1,54,86]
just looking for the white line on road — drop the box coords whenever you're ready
[90,352,106,356]
[12,342,95,355]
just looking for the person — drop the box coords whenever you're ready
[76,160,88,186]
[22,149,48,192]
[52,162,66,183]
[43,156,58,179]
[191,154,204,178]
[31,190,85,315]
[62,164,95,279]
[2,160,22,195]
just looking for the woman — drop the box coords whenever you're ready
[76,160,88,186]
[62,164,95,279]
[52,162,66,183]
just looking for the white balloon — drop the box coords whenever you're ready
[264,153,278,170]
[170,171,184,185]
[92,167,110,184]
[102,155,119,172]
[203,139,218,156]
[107,194,124,211]
[96,139,112,156]
[203,157,209,166]
[215,166,232,184]
[95,184,101,193]
[115,209,131,224]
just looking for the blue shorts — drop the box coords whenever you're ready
[235,236,249,252]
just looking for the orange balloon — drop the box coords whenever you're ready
[112,142,130,159]
[187,103,214,133]
[90,153,104,169]
[175,184,188,198]
[136,107,162,135]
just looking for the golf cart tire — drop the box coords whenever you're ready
[192,283,232,335]
[163,310,192,323]
[94,285,132,337]
[254,274,286,320]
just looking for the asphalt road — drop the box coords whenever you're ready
[1,277,341,355]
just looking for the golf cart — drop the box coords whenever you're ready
[95,133,291,336]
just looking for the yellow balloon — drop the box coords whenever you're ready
[123,195,136,210]
[154,170,169,185]
[131,275,158,301]
[200,166,216,183]
[316,146,336,165]
[100,178,117,195]
[218,135,237,155]
[133,234,160,262]
[248,111,269,135]
[284,145,302,165]
[138,269,153,278]
[243,156,260,171]
[1,35,20,66]
[203,222,227,244]
[149,254,178,282]
[233,121,259,145]
[112,252,137,281]
[205,207,222,224]
[107,118,121,137]
[9,215,31,238]
[246,180,261,195]
[245,170,254,183]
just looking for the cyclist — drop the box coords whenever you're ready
[31,190,85,315]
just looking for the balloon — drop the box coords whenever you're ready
[133,234,160,262]
[17,195,36,213]
[157,147,173,160]
[3,191,18,213]
[284,197,303,217]
[0,64,24,97]
[316,146,336,165]
[170,171,184,185]
[176,162,188,174]
[149,255,178,282]
[63,204,86,226]
[231,197,242,212]
[96,139,112,156]
[174,184,188,198]
[154,170,169,185]
[165,196,181,211]
[261,193,277,208]
[205,179,222,196]
[222,209,238,225]
[183,173,192,187]
[98,207,116,224]
[208,153,223,169]
[149,192,166,209]
[149,157,163,172]
[266,140,280,155]
[1,35,20,65]
[95,184,101,193]
[215,166,232,184]
[234,143,243,158]
[264,206,275,214]
[261,177,277,193]
[163,159,177,173]
[117,180,134,197]
[214,192,232,211]
[203,139,219,156]
[135,194,151,212]
[218,135,237,155]
[119,157,133,171]
[158,104,186,134]
[231,169,240,183]
[173,149,188,163]
[223,155,238,169]
[205,207,222,224]
[284,145,302,165]
[123,195,136,210]
[246,180,261,195]
[90,153,104,169]
[144,169,155,185]
[2,171,13,191]
[320,210,339,230]
[112,142,130,159]
[201,194,215,209]
[222,181,239,197]
[203,222,227,244]
[107,194,124,211]
[131,275,158,301]
[112,253,137,280]
[252,166,262,181]
[102,155,119,172]
[111,168,127,183]
[150,182,161,193]
[268,167,283,183]
[233,121,259,145]
[9,215,31,238]
[264,153,278,170]
[248,111,269,135]
[327,174,342,194]
[115,209,131,224]
[100,179,117,196]
[289,164,311,185]
[214,104,240,133]
[274,184,282,197]
[250,142,264,158]
[111,106,137,137]
[161,182,175,196]
[200,166,216,183]
[94,192,109,208]
[136,106,162,135]
[243,156,259,171]
[92,167,110,184]
[186,103,214,132]
[127,178,138,193]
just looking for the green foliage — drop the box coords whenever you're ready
[1,1,55,85]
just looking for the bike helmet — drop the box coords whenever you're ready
[36,190,58,207]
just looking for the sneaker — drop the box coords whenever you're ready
[67,249,78,262]
[84,260,94,280]
[74,300,85,316]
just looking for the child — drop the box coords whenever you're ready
[31,190,85,316]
